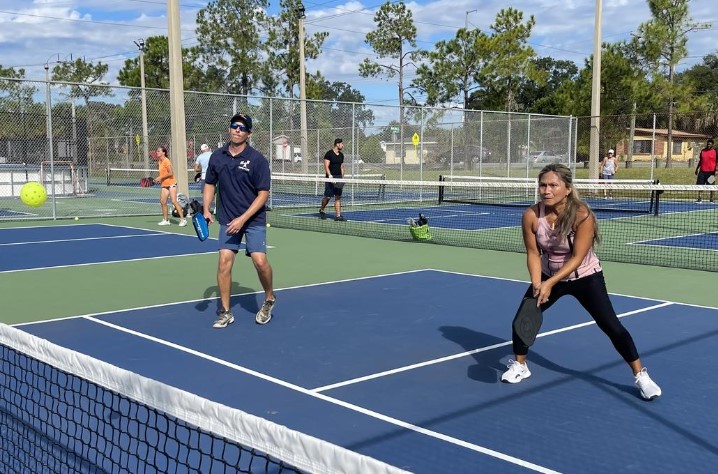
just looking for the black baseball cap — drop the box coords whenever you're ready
[229,113,252,132]
[334,138,343,145]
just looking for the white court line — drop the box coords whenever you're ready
[0,252,218,274]
[83,315,560,474]
[311,302,674,393]
[11,269,434,327]
[0,233,166,246]
[12,270,710,471]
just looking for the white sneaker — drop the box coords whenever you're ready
[501,359,531,384]
[635,367,662,400]
[158,219,170,226]
[178,219,187,227]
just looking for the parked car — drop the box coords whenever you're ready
[435,145,493,165]
[529,150,567,167]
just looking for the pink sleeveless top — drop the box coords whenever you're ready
[536,203,602,281]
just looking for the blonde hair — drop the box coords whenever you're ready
[538,164,601,246]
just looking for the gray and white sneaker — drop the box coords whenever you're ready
[213,309,234,329]
[635,367,662,400]
[255,297,276,325]
[501,359,531,384]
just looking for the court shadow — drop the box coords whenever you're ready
[526,351,636,397]
[195,283,257,316]
[439,326,511,384]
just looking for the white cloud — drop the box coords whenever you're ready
[0,0,715,105]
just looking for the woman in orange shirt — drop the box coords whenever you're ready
[153,146,186,226]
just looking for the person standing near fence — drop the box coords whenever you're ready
[153,146,186,227]
[194,144,214,211]
[202,113,276,329]
[600,149,618,199]
[501,164,662,401]
[319,138,347,221]
[194,144,212,193]
[695,139,716,204]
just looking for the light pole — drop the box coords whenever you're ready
[298,3,309,173]
[44,56,57,218]
[465,9,477,30]
[134,39,150,169]
[589,0,603,180]
[167,0,189,196]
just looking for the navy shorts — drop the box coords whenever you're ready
[218,224,267,256]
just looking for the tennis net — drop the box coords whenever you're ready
[106,168,199,187]
[439,175,659,214]
[0,324,407,474]
[267,175,718,272]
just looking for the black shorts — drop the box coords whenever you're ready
[696,171,715,185]
[323,181,343,198]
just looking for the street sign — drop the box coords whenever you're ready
[412,133,420,146]
[391,126,399,134]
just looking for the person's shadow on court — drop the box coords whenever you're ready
[196,283,259,318]
[439,325,637,396]
[439,326,511,384]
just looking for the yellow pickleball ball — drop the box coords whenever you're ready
[20,182,47,208]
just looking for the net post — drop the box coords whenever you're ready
[652,179,661,216]
[438,175,445,204]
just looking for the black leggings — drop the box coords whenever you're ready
[512,271,640,363]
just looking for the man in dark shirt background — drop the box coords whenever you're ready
[319,138,347,221]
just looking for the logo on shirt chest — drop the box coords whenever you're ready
[237,160,250,172]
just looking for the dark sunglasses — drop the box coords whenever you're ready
[230,123,249,132]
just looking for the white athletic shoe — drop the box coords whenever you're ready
[635,368,662,400]
[158,219,170,226]
[178,219,187,227]
[501,359,531,384]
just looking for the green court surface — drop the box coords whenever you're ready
[0,216,711,326]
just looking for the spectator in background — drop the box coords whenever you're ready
[695,139,716,203]
[319,138,347,221]
[153,146,186,227]
[600,149,618,199]
[194,143,212,194]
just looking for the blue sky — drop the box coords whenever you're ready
[1,1,715,105]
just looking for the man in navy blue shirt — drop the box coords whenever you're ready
[203,113,276,328]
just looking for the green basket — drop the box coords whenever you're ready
[409,224,431,241]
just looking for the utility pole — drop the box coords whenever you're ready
[134,39,150,170]
[589,0,603,180]
[44,59,57,217]
[465,9,477,30]
[298,3,309,174]
[167,0,189,196]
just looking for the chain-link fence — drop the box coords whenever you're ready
[0,79,576,222]
[1,78,716,271]
[575,113,718,176]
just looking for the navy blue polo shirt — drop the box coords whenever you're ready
[205,143,270,227]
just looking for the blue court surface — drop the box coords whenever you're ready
[13,270,718,473]
[0,224,219,272]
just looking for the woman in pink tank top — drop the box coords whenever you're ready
[501,164,662,401]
